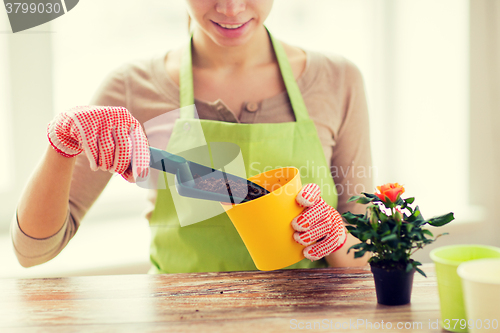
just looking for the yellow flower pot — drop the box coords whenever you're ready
[221,167,306,271]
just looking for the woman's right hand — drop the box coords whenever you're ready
[47,105,149,182]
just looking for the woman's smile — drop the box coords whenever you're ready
[211,18,253,38]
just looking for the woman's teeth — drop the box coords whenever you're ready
[217,23,244,29]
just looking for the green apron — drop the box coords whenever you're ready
[148,30,338,274]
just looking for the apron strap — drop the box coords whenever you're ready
[179,29,310,122]
[267,29,309,122]
[179,38,195,117]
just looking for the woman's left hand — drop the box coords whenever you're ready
[292,183,347,261]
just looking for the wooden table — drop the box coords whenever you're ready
[0,264,444,332]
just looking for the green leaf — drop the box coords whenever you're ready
[342,212,366,224]
[347,196,361,203]
[362,193,379,200]
[407,206,425,224]
[355,223,371,232]
[405,197,415,204]
[406,211,419,222]
[415,266,427,278]
[415,207,425,221]
[379,212,388,223]
[354,250,367,258]
[426,213,455,227]
[342,212,369,227]
[405,223,414,233]
[356,197,374,205]
[422,229,434,237]
[406,262,413,273]
[349,243,365,250]
[379,223,390,234]
[360,231,372,241]
[381,234,398,242]
[345,225,355,232]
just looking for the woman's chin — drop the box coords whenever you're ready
[212,36,252,48]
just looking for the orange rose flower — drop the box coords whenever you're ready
[375,183,405,206]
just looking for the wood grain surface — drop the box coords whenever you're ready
[0,264,444,332]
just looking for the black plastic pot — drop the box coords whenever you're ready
[370,263,415,306]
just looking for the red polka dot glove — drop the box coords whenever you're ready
[292,183,347,261]
[47,106,149,182]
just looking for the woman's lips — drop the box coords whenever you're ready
[216,22,245,29]
[211,19,252,38]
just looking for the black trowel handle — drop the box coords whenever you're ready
[149,147,195,185]
[149,147,187,173]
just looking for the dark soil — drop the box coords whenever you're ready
[193,174,268,202]
[370,260,413,271]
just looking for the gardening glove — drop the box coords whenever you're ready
[47,105,149,182]
[292,183,347,261]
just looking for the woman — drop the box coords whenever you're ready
[12,0,372,272]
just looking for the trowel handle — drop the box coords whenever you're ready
[149,147,196,187]
[149,147,188,174]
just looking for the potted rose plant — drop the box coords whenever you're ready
[342,183,454,306]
